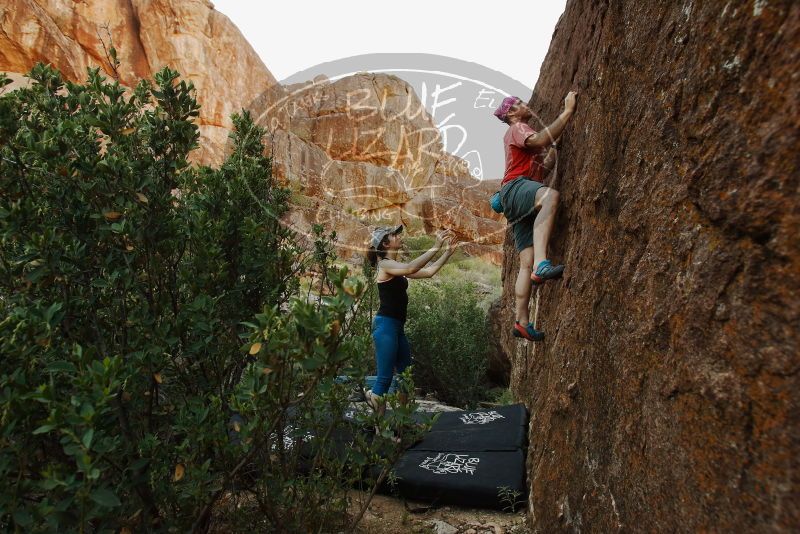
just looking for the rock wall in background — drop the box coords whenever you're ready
[0,0,504,262]
[494,0,799,530]
[261,73,505,262]
[0,0,283,165]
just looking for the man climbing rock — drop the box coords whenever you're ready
[493,92,577,341]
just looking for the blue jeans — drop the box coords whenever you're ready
[371,315,411,396]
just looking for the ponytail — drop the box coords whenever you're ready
[367,237,389,267]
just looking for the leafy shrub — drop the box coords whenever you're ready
[405,279,490,407]
[0,63,414,533]
[488,387,516,405]
[402,234,500,311]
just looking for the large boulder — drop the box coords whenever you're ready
[495,0,799,531]
[1,1,504,264]
[263,74,505,262]
[0,0,284,165]
[276,73,442,190]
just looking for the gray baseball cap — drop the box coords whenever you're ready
[369,225,403,249]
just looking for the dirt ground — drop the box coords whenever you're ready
[350,491,530,534]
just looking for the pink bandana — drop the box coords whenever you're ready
[493,96,521,123]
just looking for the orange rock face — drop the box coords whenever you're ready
[0,0,283,165]
[276,73,441,189]
[261,73,504,262]
[1,1,503,262]
[494,0,800,531]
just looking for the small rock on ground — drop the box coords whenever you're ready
[429,519,458,534]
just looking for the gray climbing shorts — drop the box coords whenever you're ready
[500,177,546,252]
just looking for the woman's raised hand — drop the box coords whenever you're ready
[435,228,454,245]
[446,238,462,257]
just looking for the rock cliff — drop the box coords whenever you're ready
[261,73,504,262]
[495,0,799,531]
[1,1,504,262]
[0,0,283,165]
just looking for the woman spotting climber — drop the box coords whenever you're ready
[493,91,577,341]
[365,225,458,415]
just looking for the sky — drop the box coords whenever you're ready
[212,0,567,88]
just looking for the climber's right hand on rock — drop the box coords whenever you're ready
[564,91,578,113]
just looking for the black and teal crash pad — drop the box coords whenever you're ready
[258,402,530,510]
[386,449,526,508]
[380,403,529,509]
[413,404,527,452]
[427,404,527,432]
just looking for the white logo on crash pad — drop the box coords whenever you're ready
[459,410,505,425]
[276,425,314,450]
[419,453,480,475]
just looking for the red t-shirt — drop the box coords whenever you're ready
[501,121,545,185]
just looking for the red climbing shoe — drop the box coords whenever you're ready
[531,259,564,285]
[512,321,545,342]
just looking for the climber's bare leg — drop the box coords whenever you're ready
[532,187,560,267]
[515,246,535,324]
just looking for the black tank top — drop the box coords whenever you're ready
[376,275,408,323]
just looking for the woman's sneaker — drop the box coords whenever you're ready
[531,259,564,285]
[512,321,545,341]
[365,389,386,417]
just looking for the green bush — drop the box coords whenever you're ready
[402,234,500,311]
[0,63,416,533]
[405,279,490,407]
